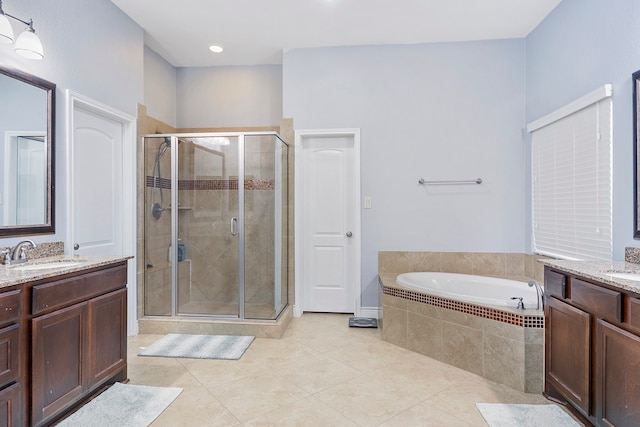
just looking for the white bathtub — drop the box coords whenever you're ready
[396,272,540,311]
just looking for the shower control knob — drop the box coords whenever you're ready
[74,243,80,250]
[346,231,353,237]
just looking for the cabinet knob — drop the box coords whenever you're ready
[74,243,80,250]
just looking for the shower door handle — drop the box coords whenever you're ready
[231,217,238,236]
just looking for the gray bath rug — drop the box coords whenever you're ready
[348,317,378,328]
[57,383,182,427]
[476,403,582,427]
[138,333,255,360]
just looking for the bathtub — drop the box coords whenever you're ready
[380,271,545,393]
[396,272,540,311]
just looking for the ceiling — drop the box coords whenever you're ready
[110,0,562,68]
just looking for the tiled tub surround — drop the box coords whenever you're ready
[378,251,546,393]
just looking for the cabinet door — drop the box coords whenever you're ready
[0,324,20,388]
[0,382,22,427]
[31,302,87,426]
[87,288,127,388]
[545,297,591,416]
[596,320,640,427]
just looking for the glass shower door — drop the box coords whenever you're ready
[244,134,288,319]
[175,135,240,317]
[143,136,173,316]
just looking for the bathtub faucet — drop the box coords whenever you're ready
[510,297,525,310]
[528,280,544,311]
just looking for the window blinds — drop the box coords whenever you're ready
[530,89,612,261]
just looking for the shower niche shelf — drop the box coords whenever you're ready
[168,205,193,211]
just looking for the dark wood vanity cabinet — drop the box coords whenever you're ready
[544,267,640,427]
[0,289,23,427]
[545,296,591,415]
[30,262,128,427]
[0,260,128,427]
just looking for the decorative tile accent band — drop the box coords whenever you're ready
[380,280,544,329]
[146,176,275,191]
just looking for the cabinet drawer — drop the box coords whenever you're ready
[545,270,566,299]
[0,324,20,387]
[32,263,127,315]
[0,290,20,326]
[571,279,621,322]
[628,297,640,334]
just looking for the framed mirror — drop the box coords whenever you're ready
[0,65,55,236]
[634,69,640,239]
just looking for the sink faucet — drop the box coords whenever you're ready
[6,240,37,265]
[528,280,544,311]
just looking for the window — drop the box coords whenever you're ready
[529,86,612,261]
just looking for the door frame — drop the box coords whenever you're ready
[294,128,361,318]
[66,90,137,335]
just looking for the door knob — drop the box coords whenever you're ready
[74,243,80,250]
[346,231,353,237]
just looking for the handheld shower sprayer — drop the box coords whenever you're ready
[528,280,544,311]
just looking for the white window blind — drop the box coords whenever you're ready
[530,89,612,261]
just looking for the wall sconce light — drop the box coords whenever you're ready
[0,0,43,59]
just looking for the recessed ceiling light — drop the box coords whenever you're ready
[209,45,223,53]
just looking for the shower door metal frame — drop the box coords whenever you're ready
[143,131,287,320]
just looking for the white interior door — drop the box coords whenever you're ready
[297,130,360,314]
[70,107,123,255]
[68,91,137,335]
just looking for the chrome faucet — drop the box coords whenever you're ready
[528,280,544,311]
[511,296,525,310]
[0,249,9,265]
[5,240,37,265]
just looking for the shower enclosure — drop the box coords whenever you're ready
[142,132,288,320]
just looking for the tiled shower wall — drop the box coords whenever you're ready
[136,105,295,320]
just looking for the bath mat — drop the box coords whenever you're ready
[476,403,582,427]
[138,333,255,360]
[348,317,378,328]
[57,383,182,427]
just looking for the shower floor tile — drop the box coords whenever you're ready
[127,313,577,427]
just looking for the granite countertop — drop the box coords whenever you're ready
[0,254,132,289]
[541,259,640,294]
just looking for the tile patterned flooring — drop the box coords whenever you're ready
[128,313,565,426]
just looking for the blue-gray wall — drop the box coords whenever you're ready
[144,46,177,127]
[176,65,283,128]
[283,40,526,307]
[525,0,640,260]
[0,0,143,247]
[3,0,640,313]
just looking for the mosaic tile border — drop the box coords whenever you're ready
[146,176,275,191]
[381,281,544,329]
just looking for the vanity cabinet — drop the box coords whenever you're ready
[544,267,640,427]
[29,262,127,427]
[0,289,23,427]
[545,296,590,414]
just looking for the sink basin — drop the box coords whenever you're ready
[11,260,86,271]
[606,272,640,281]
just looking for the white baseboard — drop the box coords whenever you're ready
[292,305,303,318]
[291,305,379,318]
[358,307,380,318]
